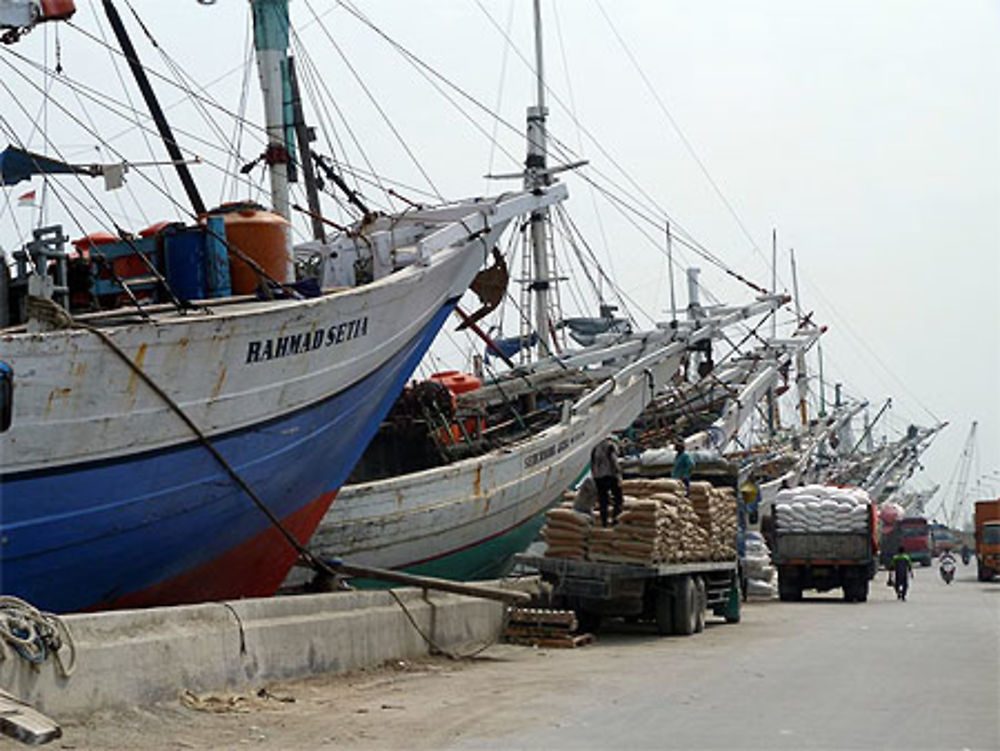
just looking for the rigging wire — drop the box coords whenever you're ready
[303,0,441,204]
[550,0,614,280]
[291,29,394,214]
[484,0,516,195]
[220,16,254,204]
[591,0,775,281]
[86,1,170,205]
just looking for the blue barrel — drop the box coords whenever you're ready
[204,216,232,298]
[164,228,207,301]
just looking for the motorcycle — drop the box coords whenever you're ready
[939,553,957,584]
[961,547,971,565]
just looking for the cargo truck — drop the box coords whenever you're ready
[974,499,1000,582]
[773,499,878,602]
[517,456,743,636]
[515,555,741,636]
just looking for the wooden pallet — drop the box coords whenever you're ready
[507,608,578,630]
[506,633,594,649]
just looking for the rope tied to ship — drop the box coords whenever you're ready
[0,596,77,678]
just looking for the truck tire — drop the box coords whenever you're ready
[673,576,697,636]
[654,588,674,636]
[576,609,601,634]
[842,584,855,602]
[778,571,802,602]
[694,577,706,633]
[978,562,992,582]
[724,577,742,623]
[856,579,869,602]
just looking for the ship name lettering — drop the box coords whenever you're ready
[245,316,369,364]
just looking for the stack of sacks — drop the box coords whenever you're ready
[541,507,591,560]
[774,485,871,534]
[708,486,739,561]
[745,531,777,598]
[587,495,658,564]
[608,498,660,564]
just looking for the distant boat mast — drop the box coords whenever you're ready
[526,0,552,361]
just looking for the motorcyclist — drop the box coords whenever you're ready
[960,543,972,565]
[939,549,957,584]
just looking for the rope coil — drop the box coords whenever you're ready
[0,596,77,678]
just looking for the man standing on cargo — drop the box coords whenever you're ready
[671,440,695,494]
[591,436,623,527]
[890,546,914,601]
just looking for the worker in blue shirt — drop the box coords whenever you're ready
[671,441,695,494]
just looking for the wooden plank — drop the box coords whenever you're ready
[507,633,594,649]
[0,690,62,746]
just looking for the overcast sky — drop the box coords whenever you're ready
[2,1,997,523]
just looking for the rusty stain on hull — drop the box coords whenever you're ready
[125,343,149,395]
[211,366,227,399]
[45,387,73,416]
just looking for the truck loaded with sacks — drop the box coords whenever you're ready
[773,485,878,602]
[518,468,743,636]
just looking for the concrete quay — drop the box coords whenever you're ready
[0,583,526,718]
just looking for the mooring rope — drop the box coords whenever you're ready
[0,596,77,678]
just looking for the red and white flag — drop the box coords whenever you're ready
[17,189,36,206]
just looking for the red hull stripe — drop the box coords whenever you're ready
[103,492,336,610]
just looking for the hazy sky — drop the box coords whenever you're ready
[1,1,997,522]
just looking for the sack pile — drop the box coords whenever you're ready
[540,507,591,560]
[774,485,871,534]
[545,478,738,565]
[589,498,660,564]
[744,531,777,598]
[689,481,739,560]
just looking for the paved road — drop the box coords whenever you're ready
[451,564,999,751]
[55,563,998,750]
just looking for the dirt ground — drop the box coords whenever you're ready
[52,643,580,750]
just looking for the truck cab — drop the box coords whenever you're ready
[899,517,931,567]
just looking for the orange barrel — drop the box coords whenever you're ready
[72,231,117,260]
[40,0,76,20]
[429,371,482,396]
[205,203,291,294]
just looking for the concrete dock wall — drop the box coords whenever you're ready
[0,585,523,718]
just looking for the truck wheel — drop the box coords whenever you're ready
[724,578,742,623]
[694,577,706,633]
[673,576,697,636]
[576,609,601,634]
[778,577,801,602]
[857,579,869,602]
[654,588,674,636]
[842,584,855,602]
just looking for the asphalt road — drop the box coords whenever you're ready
[54,562,999,751]
[452,563,999,751]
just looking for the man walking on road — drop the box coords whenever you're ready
[890,546,914,601]
[591,436,623,528]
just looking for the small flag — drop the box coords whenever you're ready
[17,189,36,206]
